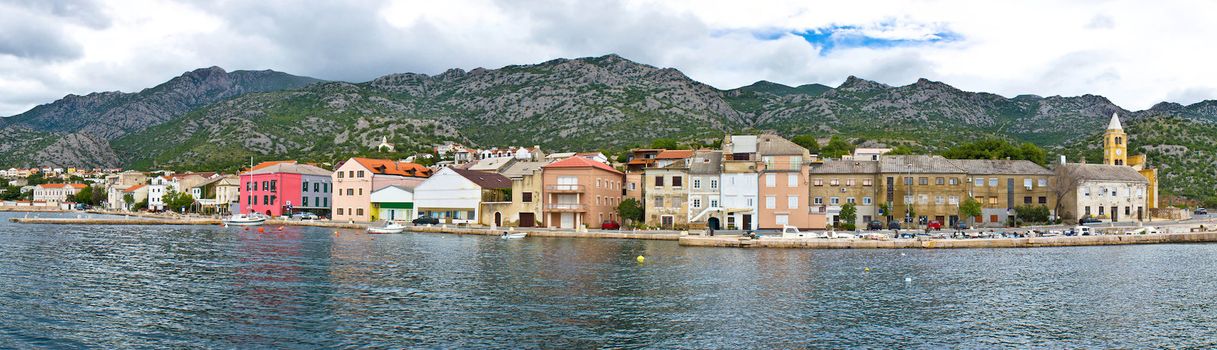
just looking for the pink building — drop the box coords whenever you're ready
[239,161,332,217]
[541,156,624,229]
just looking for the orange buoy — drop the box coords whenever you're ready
[257,227,265,233]
[244,227,249,231]
[278,226,284,230]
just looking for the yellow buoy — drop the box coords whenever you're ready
[865,267,871,272]
[636,255,645,263]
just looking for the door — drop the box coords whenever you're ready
[743,214,752,231]
[935,216,945,225]
[1111,207,1118,222]
[560,213,575,229]
[707,217,720,231]
[494,212,502,227]
[661,216,674,229]
[520,213,535,227]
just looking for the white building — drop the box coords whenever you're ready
[371,185,415,222]
[687,150,724,229]
[413,167,511,225]
[32,184,88,204]
[720,135,760,231]
[1058,163,1149,223]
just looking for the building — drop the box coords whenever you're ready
[239,162,332,217]
[541,156,624,229]
[414,168,512,225]
[755,134,826,230]
[956,159,1055,227]
[499,161,548,227]
[370,185,415,222]
[644,158,691,229]
[122,184,148,210]
[1102,113,1159,209]
[147,173,216,211]
[846,148,892,161]
[686,150,724,230]
[720,135,760,231]
[331,158,432,222]
[1057,163,1148,223]
[809,160,880,228]
[191,175,241,215]
[32,184,88,204]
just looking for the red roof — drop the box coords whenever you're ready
[251,160,297,171]
[124,184,146,192]
[351,158,432,178]
[656,150,693,159]
[37,183,87,189]
[544,156,621,174]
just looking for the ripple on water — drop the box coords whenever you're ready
[1,212,1216,348]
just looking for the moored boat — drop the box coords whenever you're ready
[223,213,266,226]
[368,222,406,234]
[501,232,527,239]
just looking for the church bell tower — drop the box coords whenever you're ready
[1103,113,1127,166]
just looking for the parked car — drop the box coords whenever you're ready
[867,220,885,230]
[412,215,440,225]
[926,220,943,231]
[1196,208,1208,215]
[953,222,969,230]
[601,220,621,230]
[1078,217,1102,225]
[291,212,318,220]
[888,222,902,230]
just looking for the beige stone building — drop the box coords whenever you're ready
[809,160,880,228]
[541,157,624,229]
[644,160,691,229]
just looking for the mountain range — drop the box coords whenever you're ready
[1,54,1214,203]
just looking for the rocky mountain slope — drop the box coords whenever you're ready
[0,67,322,167]
[3,54,1215,201]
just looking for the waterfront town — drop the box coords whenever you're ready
[2,113,1186,235]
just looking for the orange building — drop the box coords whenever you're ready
[541,156,624,229]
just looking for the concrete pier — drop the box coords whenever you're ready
[679,232,1217,249]
[8,217,367,229]
[409,225,681,241]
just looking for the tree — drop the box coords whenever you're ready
[1014,205,1051,224]
[942,138,1048,165]
[959,197,982,227]
[73,185,93,204]
[124,193,135,210]
[134,198,148,211]
[839,202,857,230]
[820,135,855,159]
[791,135,820,153]
[887,145,915,155]
[878,202,892,224]
[1051,165,1083,223]
[650,138,681,150]
[617,198,644,226]
[163,189,195,213]
[91,186,107,206]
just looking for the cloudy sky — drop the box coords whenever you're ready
[2,0,1215,116]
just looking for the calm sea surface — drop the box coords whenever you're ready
[1,212,1215,348]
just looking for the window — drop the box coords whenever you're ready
[523,192,533,202]
[338,208,344,215]
[846,179,856,186]
[628,182,636,191]
[597,179,602,188]
[935,196,944,205]
[949,178,959,185]
[746,198,754,207]
[989,178,998,187]
[357,208,364,216]
[1084,206,1091,216]
[788,196,798,209]
[765,196,776,209]
[830,179,840,186]
[863,179,873,186]
[814,197,824,205]
[710,179,718,189]
[270,195,276,204]
[904,177,913,185]
[262,195,268,205]
[358,188,363,195]
[1038,178,1048,187]
[655,197,664,208]
[337,172,344,179]
[775,214,789,226]
[765,174,776,187]
[323,198,328,207]
[975,177,984,186]
[919,195,928,204]
[1024,178,1033,190]
[846,197,856,204]
[863,197,872,205]
[948,196,959,205]
[830,197,840,205]
[303,197,309,206]
[1115,136,1123,145]
[346,189,354,196]
[1084,187,1091,196]
[988,197,997,205]
[348,171,354,178]
[324,183,329,193]
[788,174,797,187]
[693,179,701,189]
[693,198,701,208]
[1024,196,1032,204]
[655,176,664,187]
[1099,187,1106,197]
[1099,206,1105,215]
[710,199,719,208]
[270,180,277,191]
[262,181,268,190]
[673,176,683,187]
[919,177,929,185]
[814,179,824,186]
[936,177,944,185]
[1038,196,1047,204]
[903,195,913,204]
[246,182,252,190]
[358,170,365,178]
[672,197,682,208]
[1125,206,1130,216]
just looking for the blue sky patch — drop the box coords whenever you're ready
[759,21,962,55]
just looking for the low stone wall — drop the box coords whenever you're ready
[409,225,681,241]
[679,232,1217,249]
[8,217,367,229]
[0,207,66,212]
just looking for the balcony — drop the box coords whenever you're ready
[544,203,587,212]
[545,184,586,193]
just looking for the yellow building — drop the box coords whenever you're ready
[1103,113,1159,208]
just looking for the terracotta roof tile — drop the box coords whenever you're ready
[656,150,694,159]
[544,156,621,174]
[351,157,432,178]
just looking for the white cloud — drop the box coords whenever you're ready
[1,0,1216,116]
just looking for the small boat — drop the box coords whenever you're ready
[501,232,527,239]
[223,213,266,226]
[367,222,406,234]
